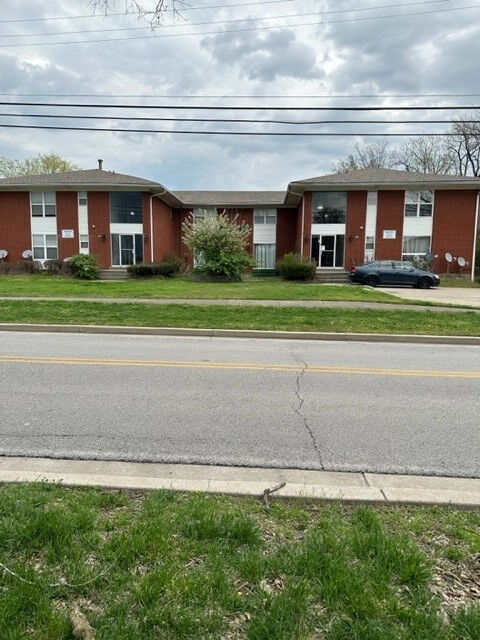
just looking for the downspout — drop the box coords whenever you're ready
[471,191,479,282]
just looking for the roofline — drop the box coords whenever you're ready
[176,202,291,208]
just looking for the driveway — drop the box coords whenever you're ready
[383,286,480,308]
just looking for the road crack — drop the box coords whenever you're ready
[292,355,325,470]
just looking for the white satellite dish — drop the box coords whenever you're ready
[458,256,466,267]
[22,249,33,259]
[0,249,7,259]
[445,252,453,263]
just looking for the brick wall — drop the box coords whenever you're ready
[375,190,405,260]
[152,197,176,261]
[432,190,478,274]
[141,192,152,263]
[0,191,31,262]
[302,192,313,258]
[87,191,111,268]
[276,208,297,259]
[345,191,367,268]
[56,191,79,259]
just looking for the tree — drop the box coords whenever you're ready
[89,0,189,25]
[395,136,456,174]
[332,141,398,173]
[0,153,81,178]
[182,211,255,279]
[448,111,480,176]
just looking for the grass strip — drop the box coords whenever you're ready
[0,299,479,335]
[0,483,479,640]
[0,275,414,303]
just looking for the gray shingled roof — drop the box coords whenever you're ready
[172,190,287,206]
[0,168,161,187]
[291,167,479,185]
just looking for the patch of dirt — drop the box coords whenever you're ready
[431,553,480,613]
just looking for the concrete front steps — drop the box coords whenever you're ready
[99,269,129,281]
[314,269,350,284]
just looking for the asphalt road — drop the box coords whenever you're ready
[0,331,479,478]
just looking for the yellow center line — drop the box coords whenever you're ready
[0,354,479,379]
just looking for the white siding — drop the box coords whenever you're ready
[110,223,144,235]
[311,223,346,236]
[403,216,433,237]
[365,191,378,236]
[31,216,57,235]
[253,224,276,243]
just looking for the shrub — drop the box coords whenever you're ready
[182,211,255,279]
[68,253,100,280]
[127,256,184,278]
[44,259,73,276]
[277,253,317,281]
[0,258,42,275]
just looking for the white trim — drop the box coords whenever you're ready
[150,195,154,263]
[472,192,479,282]
[402,190,434,263]
[300,197,305,255]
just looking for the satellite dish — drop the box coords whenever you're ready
[458,256,466,267]
[0,249,7,259]
[445,252,453,263]
[22,249,32,259]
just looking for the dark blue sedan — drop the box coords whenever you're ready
[349,261,441,288]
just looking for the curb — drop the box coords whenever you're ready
[0,323,479,346]
[1,457,479,508]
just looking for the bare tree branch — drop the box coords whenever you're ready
[332,140,398,172]
[89,0,191,25]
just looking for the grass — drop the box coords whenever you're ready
[441,278,480,288]
[0,274,413,304]
[0,483,479,639]
[1,298,479,336]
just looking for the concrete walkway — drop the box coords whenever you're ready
[384,286,480,308]
[2,457,480,507]
[0,295,478,314]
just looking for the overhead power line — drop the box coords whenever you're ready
[0,0,296,24]
[0,2,478,47]
[0,123,460,136]
[0,112,476,125]
[0,0,455,38]
[0,101,477,111]
[0,93,478,98]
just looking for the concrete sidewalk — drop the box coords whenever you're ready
[0,295,478,314]
[1,457,479,508]
[384,286,480,308]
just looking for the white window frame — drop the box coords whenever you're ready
[404,190,434,218]
[78,191,88,207]
[253,209,277,225]
[32,233,58,261]
[253,209,277,269]
[30,191,56,218]
[193,207,217,221]
[402,235,431,261]
[79,234,89,250]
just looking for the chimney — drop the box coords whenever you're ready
[98,159,103,171]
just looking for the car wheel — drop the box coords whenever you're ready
[417,277,431,289]
[365,275,379,287]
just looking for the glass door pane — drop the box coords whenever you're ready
[112,234,120,266]
[335,235,345,268]
[120,235,134,266]
[320,235,335,267]
[311,235,320,266]
[134,234,144,264]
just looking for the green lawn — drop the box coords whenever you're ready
[441,278,480,288]
[1,483,479,640]
[0,275,410,304]
[1,299,479,336]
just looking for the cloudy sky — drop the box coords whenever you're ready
[0,0,478,189]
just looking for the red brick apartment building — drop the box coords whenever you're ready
[0,163,478,278]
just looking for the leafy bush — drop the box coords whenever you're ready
[277,253,317,281]
[182,211,255,279]
[127,256,184,278]
[475,239,480,278]
[68,253,100,280]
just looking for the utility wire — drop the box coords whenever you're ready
[1,3,478,47]
[0,123,461,136]
[0,0,297,24]
[0,102,477,110]
[0,0,455,38]
[0,93,478,98]
[0,112,476,125]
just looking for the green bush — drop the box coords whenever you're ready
[68,254,100,280]
[127,256,184,278]
[44,259,73,276]
[277,253,317,281]
[0,258,42,275]
[182,212,255,279]
[475,239,480,279]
